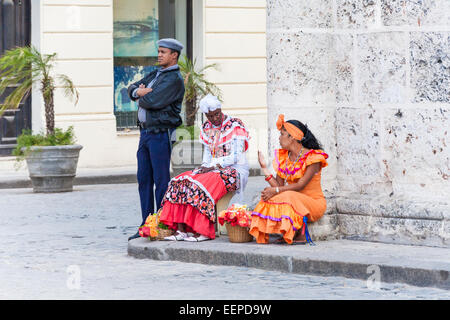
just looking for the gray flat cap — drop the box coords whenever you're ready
[157,38,184,52]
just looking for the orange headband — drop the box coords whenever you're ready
[276,114,304,141]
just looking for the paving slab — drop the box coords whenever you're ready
[128,237,450,290]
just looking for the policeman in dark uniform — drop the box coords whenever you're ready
[127,38,185,241]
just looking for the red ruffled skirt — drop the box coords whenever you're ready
[159,169,237,239]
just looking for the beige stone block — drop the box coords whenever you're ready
[268,31,353,106]
[54,86,114,115]
[42,33,113,59]
[356,32,407,104]
[42,5,113,32]
[335,106,390,195]
[204,58,266,84]
[217,84,267,109]
[308,213,340,241]
[410,32,450,103]
[382,107,450,201]
[381,0,450,26]
[267,0,333,29]
[344,194,450,221]
[205,33,266,58]
[336,0,377,29]
[267,32,335,106]
[205,8,266,33]
[52,60,113,87]
[337,210,450,248]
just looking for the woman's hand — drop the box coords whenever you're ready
[197,166,215,174]
[261,186,278,201]
[258,150,267,169]
[258,150,273,177]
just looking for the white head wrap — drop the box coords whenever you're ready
[199,94,221,114]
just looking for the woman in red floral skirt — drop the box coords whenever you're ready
[158,94,250,242]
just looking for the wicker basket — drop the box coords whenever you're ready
[225,223,253,243]
[155,228,173,240]
[152,209,173,240]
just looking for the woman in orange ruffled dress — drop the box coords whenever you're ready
[249,114,328,245]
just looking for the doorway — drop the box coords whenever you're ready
[0,0,32,156]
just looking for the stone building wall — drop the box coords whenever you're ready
[266,0,449,247]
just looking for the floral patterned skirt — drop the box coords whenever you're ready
[159,167,239,238]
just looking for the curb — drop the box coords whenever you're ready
[128,237,450,290]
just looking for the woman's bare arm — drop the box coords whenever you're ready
[258,151,280,187]
[261,163,321,201]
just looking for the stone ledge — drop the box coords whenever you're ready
[338,213,450,248]
[337,195,450,221]
[336,196,450,248]
[128,237,450,290]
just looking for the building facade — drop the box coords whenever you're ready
[0,0,267,170]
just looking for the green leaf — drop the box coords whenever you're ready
[13,126,77,160]
[178,55,222,103]
[0,46,78,137]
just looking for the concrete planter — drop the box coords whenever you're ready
[23,145,83,193]
[170,139,203,177]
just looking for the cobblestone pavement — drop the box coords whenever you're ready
[0,184,449,300]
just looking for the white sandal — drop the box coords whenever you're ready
[164,231,189,241]
[184,235,211,242]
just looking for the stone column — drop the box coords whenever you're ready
[267,0,449,247]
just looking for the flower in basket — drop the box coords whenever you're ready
[139,211,169,239]
[218,204,252,228]
[139,214,158,238]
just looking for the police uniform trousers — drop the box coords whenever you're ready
[136,128,173,226]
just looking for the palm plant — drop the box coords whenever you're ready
[178,55,222,127]
[0,46,79,136]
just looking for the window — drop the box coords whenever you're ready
[113,0,192,130]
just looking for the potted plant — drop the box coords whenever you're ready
[171,55,222,176]
[0,46,81,193]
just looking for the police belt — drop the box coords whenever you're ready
[137,121,152,130]
[137,121,169,133]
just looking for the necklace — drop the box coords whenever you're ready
[211,130,221,158]
[210,114,225,158]
[284,147,304,184]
